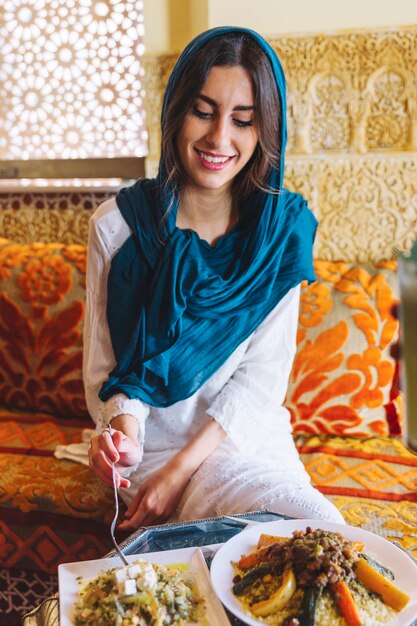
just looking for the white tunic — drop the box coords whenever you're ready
[83,198,344,523]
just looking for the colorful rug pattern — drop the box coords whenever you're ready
[0,568,58,626]
[297,433,417,557]
[2,407,417,622]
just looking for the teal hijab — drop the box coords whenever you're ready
[99,26,317,406]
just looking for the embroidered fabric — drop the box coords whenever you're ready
[98,394,147,438]
[208,383,293,454]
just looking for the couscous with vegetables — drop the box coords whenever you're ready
[231,527,409,626]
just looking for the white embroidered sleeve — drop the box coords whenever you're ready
[83,199,150,449]
[206,285,301,453]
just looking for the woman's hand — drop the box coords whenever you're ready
[88,415,142,489]
[118,415,227,529]
[118,458,192,529]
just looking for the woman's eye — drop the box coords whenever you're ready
[192,106,212,119]
[233,119,254,128]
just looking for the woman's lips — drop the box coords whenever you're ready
[195,148,235,171]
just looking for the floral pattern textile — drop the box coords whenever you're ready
[0,239,89,420]
[285,260,402,436]
[0,406,121,573]
[0,241,402,434]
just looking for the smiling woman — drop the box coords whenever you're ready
[84,26,345,532]
[162,31,281,208]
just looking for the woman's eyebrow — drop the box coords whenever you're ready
[197,93,255,111]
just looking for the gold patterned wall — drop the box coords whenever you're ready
[1,27,416,262]
[144,27,417,262]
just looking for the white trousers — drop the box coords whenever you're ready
[121,436,345,525]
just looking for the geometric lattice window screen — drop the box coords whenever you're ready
[0,0,147,160]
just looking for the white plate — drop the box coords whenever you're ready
[59,546,229,626]
[210,519,417,626]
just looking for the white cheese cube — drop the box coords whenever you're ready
[114,566,129,584]
[127,564,142,578]
[118,578,138,596]
[135,561,158,591]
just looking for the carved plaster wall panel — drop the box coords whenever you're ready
[269,29,417,155]
[285,155,417,262]
[143,54,177,177]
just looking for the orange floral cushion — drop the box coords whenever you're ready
[0,238,90,420]
[0,241,401,435]
[285,260,402,437]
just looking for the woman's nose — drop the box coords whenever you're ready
[206,117,229,148]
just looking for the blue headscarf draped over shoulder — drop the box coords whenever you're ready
[99,26,317,407]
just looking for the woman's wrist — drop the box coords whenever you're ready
[109,414,140,442]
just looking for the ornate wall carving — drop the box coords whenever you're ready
[285,154,417,261]
[1,27,416,260]
[143,55,177,173]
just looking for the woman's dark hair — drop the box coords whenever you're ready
[161,32,281,204]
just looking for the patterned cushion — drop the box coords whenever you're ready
[0,238,89,420]
[0,240,401,435]
[296,433,417,555]
[286,260,402,436]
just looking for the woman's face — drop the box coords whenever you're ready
[176,65,259,196]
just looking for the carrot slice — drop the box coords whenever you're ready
[355,557,410,611]
[330,581,362,626]
[237,545,270,570]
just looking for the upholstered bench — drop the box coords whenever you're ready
[1,238,416,624]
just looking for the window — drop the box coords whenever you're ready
[0,0,146,186]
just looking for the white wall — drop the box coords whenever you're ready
[143,0,170,53]
[144,0,417,52]
[208,0,417,37]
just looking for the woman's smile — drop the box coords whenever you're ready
[195,148,236,170]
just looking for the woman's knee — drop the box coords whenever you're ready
[254,487,345,524]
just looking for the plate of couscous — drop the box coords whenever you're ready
[210,519,417,626]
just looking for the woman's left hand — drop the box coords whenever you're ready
[118,416,226,530]
[118,459,192,529]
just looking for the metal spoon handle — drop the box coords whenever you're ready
[108,424,128,565]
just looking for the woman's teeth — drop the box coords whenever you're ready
[199,151,230,164]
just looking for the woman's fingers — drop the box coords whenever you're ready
[88,448,115,486]
[100,429,120,462]
[119,504,163,530]
[118,490,146,529]
[88,433,129,487]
